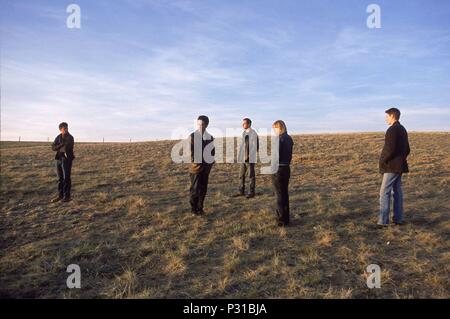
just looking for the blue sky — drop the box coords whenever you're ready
[1,0,450,141]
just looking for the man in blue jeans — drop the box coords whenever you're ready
[378,108,410,227]
[51,122,75,203]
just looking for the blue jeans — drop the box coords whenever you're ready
[56,158,72,198]
[378,173,403,225]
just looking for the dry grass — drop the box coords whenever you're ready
[0,132,449,299]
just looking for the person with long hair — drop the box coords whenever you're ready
[271,120,293,227]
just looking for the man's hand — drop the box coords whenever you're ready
[189,163,203,174]
[52,142,64,151]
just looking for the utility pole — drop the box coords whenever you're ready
[19,136,21,143]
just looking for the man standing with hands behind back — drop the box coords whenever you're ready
[378,108,410,227]
[235,118,259,199]
[189,115,215,216]
[51,122,75,203]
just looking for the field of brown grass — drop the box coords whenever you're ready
[0,132,449,298]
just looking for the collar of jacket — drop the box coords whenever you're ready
[243,128,254,135]
[195,130,213,140]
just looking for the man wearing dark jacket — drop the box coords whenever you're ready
[378,108,410,226]
[51,122,75,203]
[236,118,259,199]
[189,115,215,215]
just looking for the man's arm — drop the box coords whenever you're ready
[51,137,64,151]
[190,133,195,163]
[380,127,397,163]
[211,136,215,158]
[64,135,74,150]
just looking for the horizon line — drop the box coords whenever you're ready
[1,130,448,144]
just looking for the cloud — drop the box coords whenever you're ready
[1,1,450,141]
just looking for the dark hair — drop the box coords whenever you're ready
[197,115,209,127]
[59,122,68,129]
[385,108,401,120]
[243,118,252,126]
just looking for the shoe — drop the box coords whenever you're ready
[246,193,255,199]
[394,221,405,226]
[376,223,389,229]
[277,222,285,227]
[198,209,205,215]
[62,197,72,203]
[51,196,63,203]
[191,210,200,216]
[232,193,245,197]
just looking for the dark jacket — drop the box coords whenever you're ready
[238,128,259,163]
[189,130,215,173]
[379,121,410,173]
[52,133,75,160]
[278,132,293,166]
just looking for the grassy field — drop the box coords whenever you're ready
[0,132,449,299]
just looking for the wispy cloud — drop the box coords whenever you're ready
[1,0,450,141]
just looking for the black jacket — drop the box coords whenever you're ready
[238,128,259,163]
[190,130,215,165]
[379,121,410,173]
[278,132,293,166]
[52,133,75,160]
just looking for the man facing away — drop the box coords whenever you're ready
[378,108,410,227]
[189,115,215,215]
[236,118,259,199]
[51,122,75,203]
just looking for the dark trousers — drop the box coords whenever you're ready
[56,158,72,198]
[272,165,290,224]
[239,163,256,195]
[190,165,212,212]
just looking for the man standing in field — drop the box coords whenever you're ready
[378,108,410,226]
[189,115,215,215]
[235,118,259,199]
[51,122,75,203]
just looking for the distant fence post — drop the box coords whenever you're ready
[19,136,21,143]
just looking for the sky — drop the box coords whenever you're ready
[1,0,450,141]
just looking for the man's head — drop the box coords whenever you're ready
[385,108,400,125]
[272,120,287,136]
[242,118,252,130]
[59,122,68,135]
[197,115,209,133]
